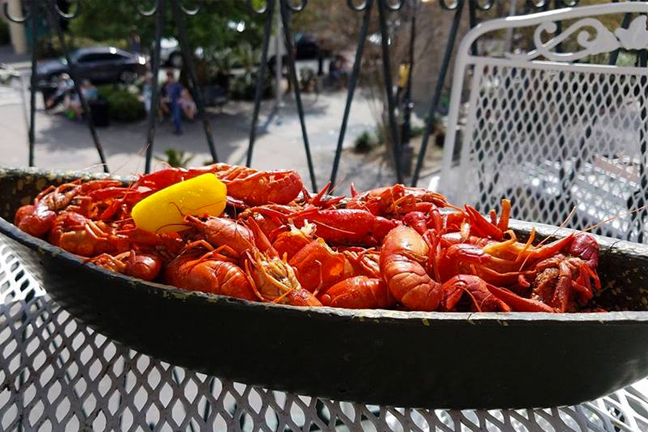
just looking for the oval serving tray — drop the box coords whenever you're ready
[2,167,648,410]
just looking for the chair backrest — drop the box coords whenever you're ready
[439,3,648,242]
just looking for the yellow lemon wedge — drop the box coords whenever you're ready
[132,173,227,233]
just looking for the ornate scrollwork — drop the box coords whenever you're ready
[615,16,648,50]
[471,0,494,12]
[134,0,160,17]
[439,0,460,11]
[179,0,201,16]
[383,0,405,11]
[284,0,307,12]
[526,0,581,10]
[507,15,648,62]
[347,0,369,11]
[55,0,81,20]
[247,0,269,14]
[3,1,30,23]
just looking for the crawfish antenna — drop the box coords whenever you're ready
[155,222,190,233]
[168,201,187,218]
[582,202,648,234]
[531,206,577,252]
[111,142,149,176]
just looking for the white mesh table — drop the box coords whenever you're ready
[2,236,648,432]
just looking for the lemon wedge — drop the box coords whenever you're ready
[132,173,226,233]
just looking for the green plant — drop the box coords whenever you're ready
[375,124,386,145]
[97,85,145,122]
[208,49,234,83]
[234,43,258,73]
[423,114,446,148]
[229,71,272,101]
[410,124,425,138]
[212,49,235,74]
[299,67,317,93]
[354,130,377,153]
[68,1,264,56]
[201,48,237,89]
[156,149,194,168]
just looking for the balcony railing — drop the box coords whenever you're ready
[3,0,617,190]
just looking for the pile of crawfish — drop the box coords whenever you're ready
[14,163,602,313]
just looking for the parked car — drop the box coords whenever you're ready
[294,32,323,60]
[159,37,206,69]
[267,32,330,70]
[36,46,147,90]
[160,37,185,69]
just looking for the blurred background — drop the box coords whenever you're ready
[0,0,615,193]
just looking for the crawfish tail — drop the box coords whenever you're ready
[320,276,394,309]
[380,226,442,311]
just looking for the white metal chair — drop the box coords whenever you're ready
[439,3,648,242]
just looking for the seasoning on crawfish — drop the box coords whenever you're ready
[13,163,603,313]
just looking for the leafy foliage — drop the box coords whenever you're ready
[234,43,258,73]
[97,85,145,122]
[230,70,273,101]
[156,149,194,168]
[354,130,378,153]
[68,0,264,54]
[299,67,317,92]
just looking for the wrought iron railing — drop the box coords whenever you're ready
[3,0,602,190]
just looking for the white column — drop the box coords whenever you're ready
[7,0,28,55]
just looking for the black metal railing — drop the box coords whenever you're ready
[4,0,589,191]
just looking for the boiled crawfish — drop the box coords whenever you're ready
[13,163,605,313]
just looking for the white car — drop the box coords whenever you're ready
[160,38,185,68]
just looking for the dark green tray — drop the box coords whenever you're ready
[2,167,648,409]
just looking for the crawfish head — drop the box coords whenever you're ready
[246,249,322,306]
[527,253,601,312]
[271,223,315,260]
[402,211,428,235]
[246,249,302,301]
[288,239,353,293]
[438,242,534,286]
[215,165,304,206]
[133,167,191,191]
[347,185,448,217]
[15,204,56,238]
[124,252,163,281]
[165,252,256,300]
[49,212,122,257]
[291,209,398,246]
[566,233,599,269]
[339,247,381,278]
[184,215,256,257]
[90,251,162,281]
[441,275,510,312]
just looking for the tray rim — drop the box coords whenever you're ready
[2,166,648,324]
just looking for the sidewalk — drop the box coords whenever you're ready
[0,45,30,70]
[0,56,441,193]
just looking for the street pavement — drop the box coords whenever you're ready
[0,63,439,194]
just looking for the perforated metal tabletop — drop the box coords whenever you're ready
[2,236,648,432]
